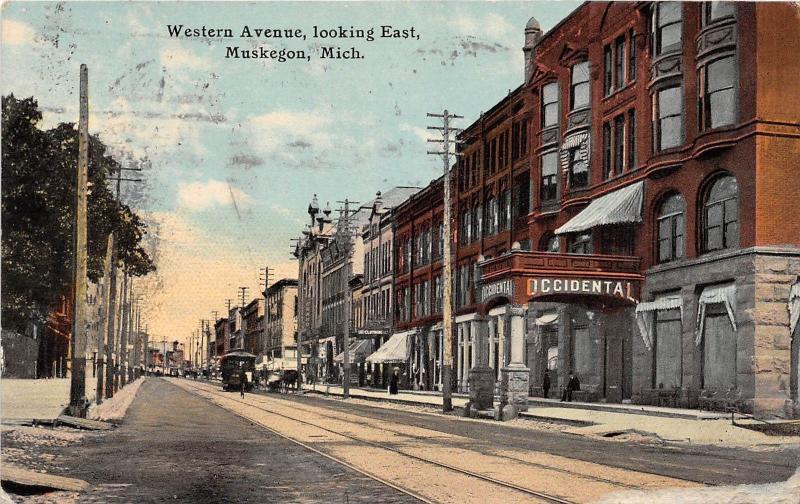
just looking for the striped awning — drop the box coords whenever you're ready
[635,295,683,351]
[366,331,410,364]
[555,181,644,235]
[790,281,800,335]
[334,339,374,364]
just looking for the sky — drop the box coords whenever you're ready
[1,1,580,349]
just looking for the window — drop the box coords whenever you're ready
[472,204,482,242]
[656,193,686,263]
[514,172,531,219]
[628,109,637,169]
[543,235,560,253]
[629,30,637,82]
[485,197,497,236]
[460,210,471,245]
[511,120,529,161]
[498,190,510,231]
[703,1,735,25]
[567,148,588,188]
[614,115,625,174]
[540,152,559,202]
[655,85,683,151]
[703,175,738,252]
[542,82,559,128]
[488,138,496,174]
[570,61,590,110]
[568,232,593,254]
[603,122,612,179]
[603,46,613,96]
[654,2,682,55]
[614,37,626,90]
[699,56,736,130]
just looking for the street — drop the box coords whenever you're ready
[12,377,790,503]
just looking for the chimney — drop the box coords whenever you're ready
[523,17,543,83]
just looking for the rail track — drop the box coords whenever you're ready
[176,379,578,504]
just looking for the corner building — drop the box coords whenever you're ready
[397,2,799,417]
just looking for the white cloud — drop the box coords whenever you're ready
[400,122,431,144]
[247,109,335,154]
[1,19,36,46]
[159,46,212,71]
[177,179,253,211]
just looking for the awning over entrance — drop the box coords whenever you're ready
[555,181,644,235]
[366,331,410,364]
[695,283,737,345]
[334,339,374,364]
[635,295,683,351]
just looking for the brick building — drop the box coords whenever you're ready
[392,2,800,417]
[263,279,299,369]
[242,298,264,356]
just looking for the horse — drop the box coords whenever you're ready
[280,370,299,394]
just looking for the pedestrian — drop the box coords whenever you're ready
[239,367,247,399]
[389,368,399,395]
[542,369,551,399]
[562,371,580,402]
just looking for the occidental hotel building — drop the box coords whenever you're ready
[394,2,800,418]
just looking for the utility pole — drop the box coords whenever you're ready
[97,234,114,404]
[238,287,249,351]
[259,266,274,362]
[336,198,359,399]
[118,273,130,388]
[69,64,90,418]
[104,149,142,400]
[427,109,462,413]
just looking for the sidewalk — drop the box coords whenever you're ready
[302,383,800,448]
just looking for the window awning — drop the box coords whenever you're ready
[695,283,737,345]
[555,181,644,235]
[334,339,374,364]
[635,295,683,351]
[366,331,410,364]
[790,281,800,336]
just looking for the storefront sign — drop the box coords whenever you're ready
[528,277,638,302]
[355,328,388,336]
[480,278,515,302]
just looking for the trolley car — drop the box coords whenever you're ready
[219,351,256,391]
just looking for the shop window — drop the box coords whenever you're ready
[699,56,736,130]
[654,85,683,151]
[702,174,739,252]
[568,232,593,254]
[570,61,590,111]
[656,193,686,263]
[702,302,737,390]
[654,308,682,389]
[542,82,559,128]
[703,1,735,25]
[540,151,559,202]
[567,148,588,188]
[653,2,682,56]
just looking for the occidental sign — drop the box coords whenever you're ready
[527,277,638,302]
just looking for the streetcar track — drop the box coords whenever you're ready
[228,386,645,490]
[168,379,433,503]
[176,379,576,504]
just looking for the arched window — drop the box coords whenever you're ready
[703,174,739,252]
[656,193,686,263]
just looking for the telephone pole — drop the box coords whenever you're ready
[69,64,90,418]
[336,198,359,399]
[259,266,274,362]
[427,109,462,413]
[96,234,114,404]
[118,273,130,388]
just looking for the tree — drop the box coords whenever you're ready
[1,94,156,332]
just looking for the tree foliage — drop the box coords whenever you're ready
[1,94,156,331]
